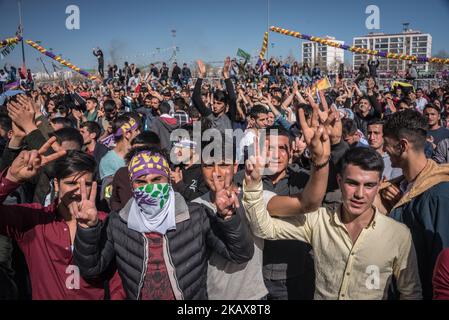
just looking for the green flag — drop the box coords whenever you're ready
[237,48,251,61]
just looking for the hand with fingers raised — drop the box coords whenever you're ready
[245,136,268,189]
[298,102,331,168]
[325,105,343,146]
[212,169,240,220]
[291,135,307,161]
[72,178,99,229]
[223,57,231,79]
[197,60,206,79]
[7,94,37,135]
[6,136,66,183]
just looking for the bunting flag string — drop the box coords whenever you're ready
[0,36,22,48]
[270,26,449,65]
[25,40,98,81]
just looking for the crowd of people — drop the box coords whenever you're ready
[0,55,449,300]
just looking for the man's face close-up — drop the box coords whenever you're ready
[367,124,384,150]
[423,108,440,127]
[201,161,236,192]
[266,135,290,175]
[56,172,94,211]
[338,165,380,217]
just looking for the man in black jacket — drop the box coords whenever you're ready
[171,62,182,87]
[73,147,254,300]
[93,47,104,78]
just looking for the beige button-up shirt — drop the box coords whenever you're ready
[243,181,422,300]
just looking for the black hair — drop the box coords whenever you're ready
[50,127,84,150]
[50,117,75,129]
[159,101,171,115]
[213,90,228,104]
[53,150,97,180]
[0,115,12,133]
[44,98,57,113]
[399,97,413,107]
[55,105,70,115]
[339,147,384,179]
[342,119,358,137]
[80,121,101,140]
[383,109,428,151]
[173,97,188,111]
[103,100,117,113]
[266,125,294,145]
[188,106,201,119]
[86,97,98,105]
[249,105,269,119]
[423,103,441,114]
[131,131,161,147]
[367,118,384,127]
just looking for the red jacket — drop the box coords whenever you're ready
[0,170,125,300]
[433,248,449,300]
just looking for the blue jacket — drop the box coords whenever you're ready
[390,160,449,299]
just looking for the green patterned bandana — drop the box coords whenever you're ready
[128,183,176,234]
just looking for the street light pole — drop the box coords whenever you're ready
[266,0,270,59]
[18,0,26,70]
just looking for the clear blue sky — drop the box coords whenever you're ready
[1,0,448,71]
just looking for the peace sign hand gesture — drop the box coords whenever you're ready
[298,103,331,165]
[212,168,240,220]
[72,178,99,229]
[245,136,268,189]
[6,136,66,183]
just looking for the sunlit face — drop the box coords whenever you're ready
[367,124,383,150]
[338,165,380,217]
[358,99,371,117]
[86,100,97,111]
[150,98,160,110]
[271,98,281,107]
[266,135,290,175]
[80,127,95,145]
[201,161,237,192]
[423,107,440,127]
[416,90,423,98]
[212,101,226,114]
[131,173,169,190]
[253,113,269,129]
[55,172,94,211]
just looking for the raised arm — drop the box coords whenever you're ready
[267,102,331,216]
[191,60,212,117]
[242,141,314,242]
[223,57,237,122]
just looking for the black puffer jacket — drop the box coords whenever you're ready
[74,193,254,300]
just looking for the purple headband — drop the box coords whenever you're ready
[128,152,170,182]
[114,118,138,138]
